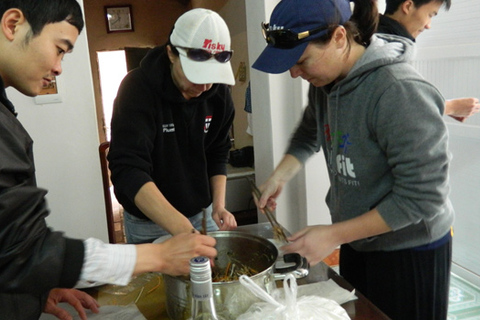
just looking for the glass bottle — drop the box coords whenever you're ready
[189,256,225,320]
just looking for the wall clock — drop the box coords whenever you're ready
[105,5,134,33]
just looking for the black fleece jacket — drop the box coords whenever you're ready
[377,14,416,42]
[0,78,85,318]
[108,45,234,219]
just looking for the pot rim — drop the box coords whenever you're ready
[164,230,279,284]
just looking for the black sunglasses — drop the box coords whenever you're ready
[261,22,328,49]
[175,46,233,63]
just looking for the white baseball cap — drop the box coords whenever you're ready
[170,8,235,86]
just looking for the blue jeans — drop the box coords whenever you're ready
[123,204,219,244]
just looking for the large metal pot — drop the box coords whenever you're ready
[163,231,278,320]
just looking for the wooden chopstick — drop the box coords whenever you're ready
[201,208,207,235]
[247,178,288,243]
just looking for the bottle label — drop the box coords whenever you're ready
[192,281,213,301]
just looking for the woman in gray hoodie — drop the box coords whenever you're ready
[252,0,453,319]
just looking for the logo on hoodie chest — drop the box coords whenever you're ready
[325,124,358,183]
[162,115,213,134]
[163,123,175,133]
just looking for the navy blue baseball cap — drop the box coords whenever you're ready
[252,0,352,74]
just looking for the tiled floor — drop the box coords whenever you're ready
[449,273,480,320]
[324,250,480,319]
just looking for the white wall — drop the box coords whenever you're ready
[6,0,108,242]
[377,1,386,15]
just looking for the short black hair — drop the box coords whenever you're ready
[165,25,180,57]
[385,0,451,15]
[0,0,84,36]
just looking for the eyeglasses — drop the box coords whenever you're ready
[175,46,233,63]
[261,22,328,49]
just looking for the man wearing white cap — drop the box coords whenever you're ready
[108,8,238,244]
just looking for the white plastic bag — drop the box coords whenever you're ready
[237,273,350,320]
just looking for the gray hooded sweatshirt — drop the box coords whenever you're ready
[287,34,454,252]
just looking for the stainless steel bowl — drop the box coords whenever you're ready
[163,231,278,320]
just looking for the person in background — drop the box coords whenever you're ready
[0,1,217,319]
[378,0,480,122]
[108,8,237,244]
[252,0,453,319]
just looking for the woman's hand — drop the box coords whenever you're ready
[281,209,392,266]
[255,154,303,211]
[212,207,237,231]
[281,225,340,266]
[256,179,282,212]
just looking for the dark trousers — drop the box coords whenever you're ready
[339,236,452,320]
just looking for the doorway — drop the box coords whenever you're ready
[97,50,128,140]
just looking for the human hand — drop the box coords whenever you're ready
[135,232,217,276]
[43,288,99,320]
[281,225,340,266]
[254,178,284,212]
[212,207,237,231]
[253,154,302,212]
[445,98,480,122]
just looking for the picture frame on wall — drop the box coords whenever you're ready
[105,5,134,33]
[34,76,63,104]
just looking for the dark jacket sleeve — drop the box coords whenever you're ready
[0,185,85,295]
[108,70,157,205]
[0,110,85,297]
[205,85,235,178]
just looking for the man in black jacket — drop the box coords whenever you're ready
[109,8,238,244]
[378,0,480,122]
[0,1,217,319]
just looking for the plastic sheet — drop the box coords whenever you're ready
[237,273,350,320]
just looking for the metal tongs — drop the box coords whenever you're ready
[248,178,289,244]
